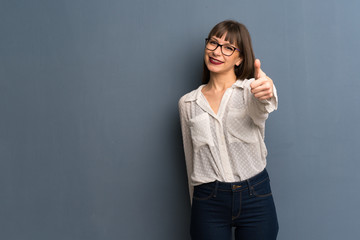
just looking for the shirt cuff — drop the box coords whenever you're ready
[258,84,278,113]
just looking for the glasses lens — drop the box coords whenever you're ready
[222,44,235,56]
[206,39,218,51]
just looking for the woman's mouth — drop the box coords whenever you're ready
[209,57,223,65]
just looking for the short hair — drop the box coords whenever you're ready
[202,20,255,84]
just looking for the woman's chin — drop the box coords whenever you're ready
[206,65,222,74]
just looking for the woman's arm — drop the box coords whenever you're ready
[244,59,278,127]
[178,96,194,204]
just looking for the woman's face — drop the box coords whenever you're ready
[204,34,242,76]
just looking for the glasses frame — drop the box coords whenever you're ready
[205,38,240,56]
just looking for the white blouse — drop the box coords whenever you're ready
[178,78,278,202]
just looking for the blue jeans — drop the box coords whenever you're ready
[190,169,279,240]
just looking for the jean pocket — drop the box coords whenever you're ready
[252,178,272,198]
[192,185,215,201]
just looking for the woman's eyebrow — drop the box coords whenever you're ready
[209,37,238,49]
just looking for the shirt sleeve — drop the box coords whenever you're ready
[244,79,278,128]
[178,96,194,205]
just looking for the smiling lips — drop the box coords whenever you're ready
[209,57,223,65]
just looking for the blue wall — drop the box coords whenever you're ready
[1,0,359,239]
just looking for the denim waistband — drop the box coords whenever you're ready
[195,168,269,193]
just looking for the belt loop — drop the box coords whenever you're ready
[246,179,253,196]
[213,181,219,198]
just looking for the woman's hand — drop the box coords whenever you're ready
[250,59,274,100]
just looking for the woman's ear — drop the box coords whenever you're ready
[235,57,243,67]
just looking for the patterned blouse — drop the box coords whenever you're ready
[178,78,278,202]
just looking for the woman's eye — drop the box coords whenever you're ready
[225,46,234,51]
[209,41,218,45]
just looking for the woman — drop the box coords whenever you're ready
[178,20,279,240]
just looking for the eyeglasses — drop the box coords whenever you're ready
[205,38,240,56]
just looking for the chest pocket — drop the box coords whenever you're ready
[189,113,214,151]
[226,107,258,144]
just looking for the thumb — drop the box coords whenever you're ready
[254,59,266,80]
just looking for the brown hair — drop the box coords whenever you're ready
[202,20,255,84]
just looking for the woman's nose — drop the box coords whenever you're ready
[213,45,222,56]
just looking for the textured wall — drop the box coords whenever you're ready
[1,0,359,239]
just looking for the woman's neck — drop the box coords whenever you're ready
[207,72,237,91]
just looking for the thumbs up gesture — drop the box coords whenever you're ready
[250,59,274,100]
